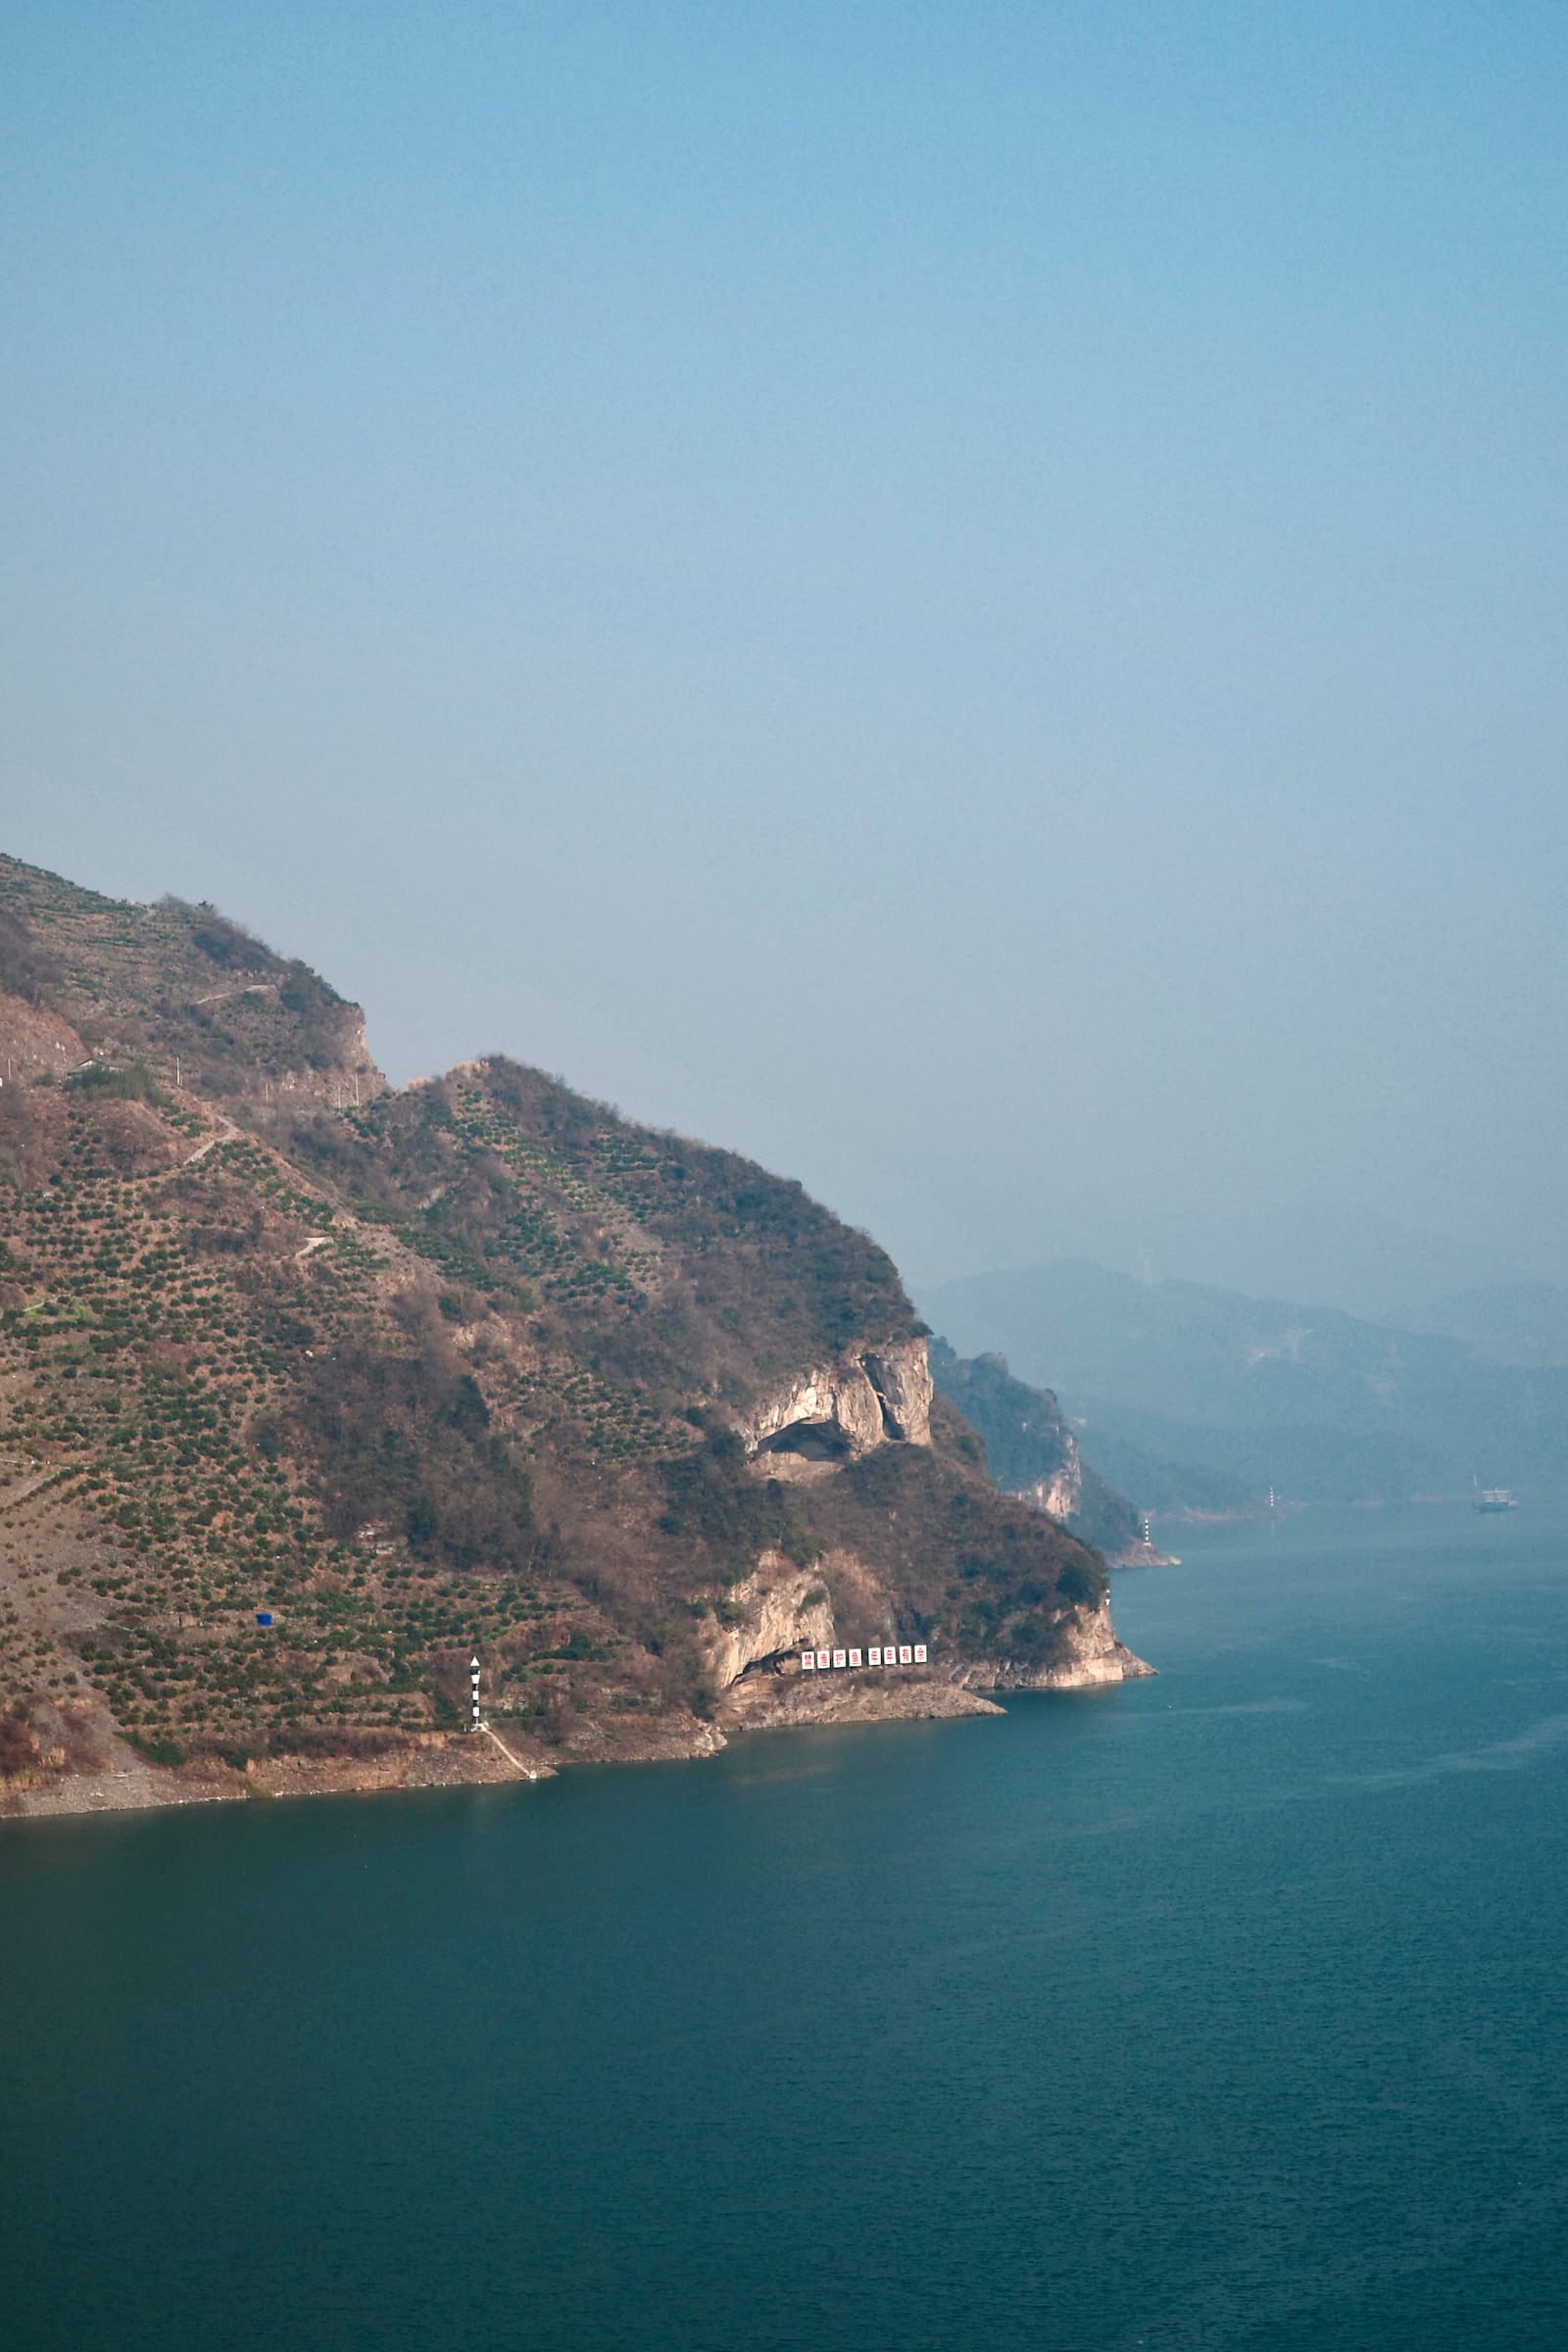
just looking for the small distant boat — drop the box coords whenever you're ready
[1474,1488,1518,1513]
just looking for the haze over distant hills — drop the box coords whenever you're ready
[1403,1285,1568,1370]
[930,1207,1545,1332]
[920,1259,1568,1510]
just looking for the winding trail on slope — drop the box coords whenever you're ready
[181,1109,241,1165]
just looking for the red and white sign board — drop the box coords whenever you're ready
[799,1642,933,1672]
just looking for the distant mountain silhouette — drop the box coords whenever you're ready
[981,1207,1540,1329]
[1408,1283,1568,1368]
[920,1259,1568,1506]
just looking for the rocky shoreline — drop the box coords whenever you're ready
[2,1470,1154,1827]
[2,1612,1153,1821]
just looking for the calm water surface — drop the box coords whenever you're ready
[5,1506,1568,2351]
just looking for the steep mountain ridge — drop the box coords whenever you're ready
[0,855,379,1109]
[0,857,1147,1814]
[927,1340,1162,1561]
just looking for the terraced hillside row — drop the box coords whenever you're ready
[0,1079,569,1761]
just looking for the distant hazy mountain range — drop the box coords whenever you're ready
[919,1260,1568,1509]
[926,1342,1150,1559]
[1404,1284,1568,1368]
[962,1207,1545,1331]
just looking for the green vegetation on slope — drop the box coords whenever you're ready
[0,854,1114,1781]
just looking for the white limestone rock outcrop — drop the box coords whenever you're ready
[738,1336,933,1467]
[953,1592,1153,1691]
[698,1558,835,1691]
[1020,1428,1083,1523]
[861,1341,933,1444]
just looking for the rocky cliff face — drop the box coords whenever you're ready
[739,1337,933,1470]
[696,1557,835,1689]
[927,1340,1153,1560]
[954,1590,1154,1690]
[1021,1434,1082,1524]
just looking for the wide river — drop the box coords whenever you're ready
[4,1505,1568,2350]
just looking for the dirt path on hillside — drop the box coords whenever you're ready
[181,1109,241,1165]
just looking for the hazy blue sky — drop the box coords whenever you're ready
[4,2,1566,1294]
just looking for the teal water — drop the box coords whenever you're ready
[4,1506,1568,2350]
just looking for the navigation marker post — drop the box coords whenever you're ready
[469,1654,481,1731]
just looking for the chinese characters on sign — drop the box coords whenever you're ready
[800,1643,928,1671]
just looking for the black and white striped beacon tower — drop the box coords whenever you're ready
[469,1654,481,1731]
